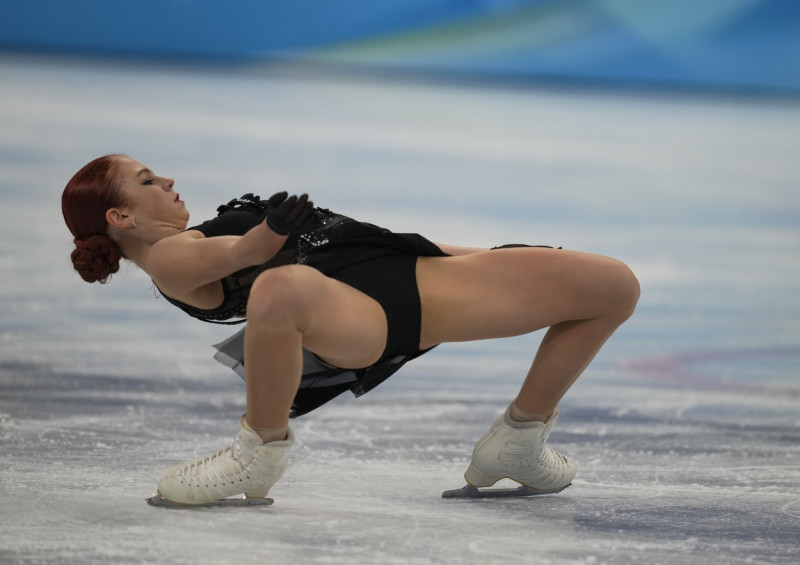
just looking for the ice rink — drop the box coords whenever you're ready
[1,55,799,564]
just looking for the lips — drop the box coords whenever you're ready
[174,193,181,202]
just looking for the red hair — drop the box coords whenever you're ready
[62,155,126,283]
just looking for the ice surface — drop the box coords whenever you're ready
[1,55,799,564]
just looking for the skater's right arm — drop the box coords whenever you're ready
[147,223,284,297]
[147,193,314,297]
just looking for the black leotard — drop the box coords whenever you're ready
[160,194,448,417]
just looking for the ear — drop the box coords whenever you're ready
[106,207,134,229]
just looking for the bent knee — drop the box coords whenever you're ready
[246,265,320,327]
[608,259,640,320]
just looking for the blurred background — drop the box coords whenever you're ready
[1,2,799,564]
[2,0,799,95]
[1,0,797,398]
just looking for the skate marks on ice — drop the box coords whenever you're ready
[295,397,800,562]
[442,483,570,499]
[781,499,800,519]
[146,495,274,508]
[3,365,800,564]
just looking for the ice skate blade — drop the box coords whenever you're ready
[442,483,570,499]
[146,495,274,508]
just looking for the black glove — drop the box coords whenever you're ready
[265,191,315,235]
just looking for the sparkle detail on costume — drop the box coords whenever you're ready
[299,232,330,248]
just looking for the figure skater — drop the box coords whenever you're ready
[62,154,639,505]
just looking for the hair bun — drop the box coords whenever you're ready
[71,235,122,283]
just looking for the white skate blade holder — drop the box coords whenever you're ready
[442,483,571,499]
[146,495,274,508]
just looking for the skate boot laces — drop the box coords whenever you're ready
[157,421,294,504]
[176,433,256,487]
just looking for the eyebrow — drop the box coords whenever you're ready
[137,168,154,177]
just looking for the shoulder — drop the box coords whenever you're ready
[146,231,206,284]
[152,229,205,254]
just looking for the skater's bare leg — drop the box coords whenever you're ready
[158,265,390,504]
[513,314,633,419]
[243,265,389,437]
[418,247,638,491]
[418,248,639,413]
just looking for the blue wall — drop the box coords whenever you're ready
[2,0,798,94]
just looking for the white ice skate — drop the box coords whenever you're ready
[444,406,576,499]
[150,416,293,507]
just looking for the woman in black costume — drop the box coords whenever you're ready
[62,155,639,505]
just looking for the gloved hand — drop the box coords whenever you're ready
[265,191,315,235]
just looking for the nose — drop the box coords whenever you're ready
[161,177,175,191]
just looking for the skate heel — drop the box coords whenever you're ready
[464,462,498,487]
[244,486,271,498]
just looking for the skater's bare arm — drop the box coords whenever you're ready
[148,192,313,296]
[148,225,287,295]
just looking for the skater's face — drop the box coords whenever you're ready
[108,156,190,230]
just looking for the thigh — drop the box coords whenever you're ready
[416,247,629,347]
[250,265,388,369]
